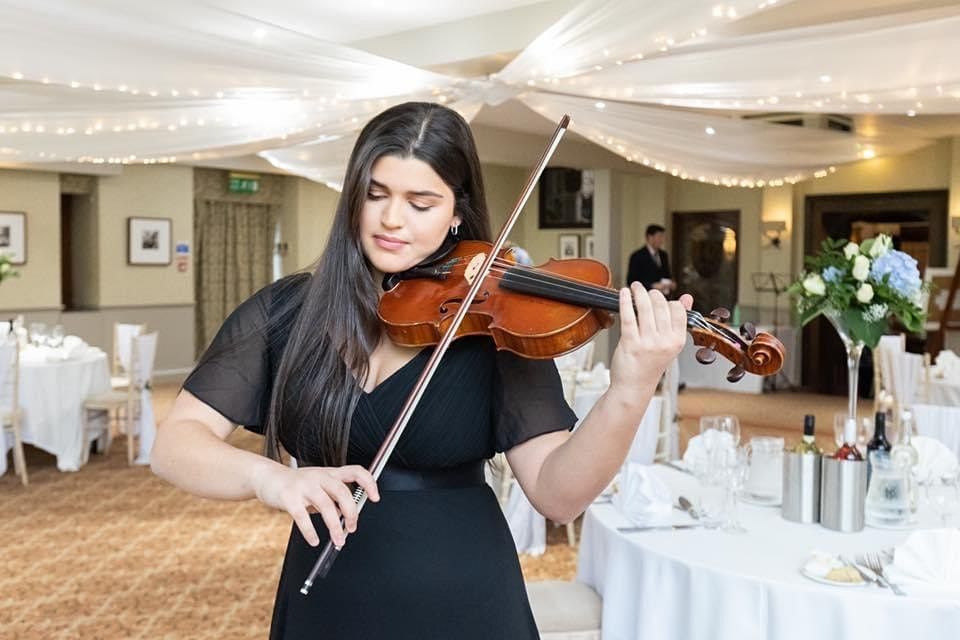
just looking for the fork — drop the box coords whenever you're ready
[861,552,907,596]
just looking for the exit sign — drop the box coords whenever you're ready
[228,172,260,193]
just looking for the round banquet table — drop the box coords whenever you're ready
[577,465,960,640]
[1,346,111,474]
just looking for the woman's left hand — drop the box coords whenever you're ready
[608,283,693,404]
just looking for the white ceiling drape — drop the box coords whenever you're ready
[1,0,958,187]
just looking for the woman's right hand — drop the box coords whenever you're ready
[252,463,380,548]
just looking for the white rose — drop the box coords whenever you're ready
[869,235,892,258]
[856,283,874,303]
[843,242,860,260]
[802,273,826,296]
[852,255,871,281]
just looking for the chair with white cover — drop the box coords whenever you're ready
[83,332,158,465]
[526,580,601,640]
[654,358,680,461]
[111,322,146,389]
[873,334,906,415]
[911,403,960,459]
[0,340,28,486]
[555,341,595,374]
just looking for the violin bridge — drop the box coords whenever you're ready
[463,252,487,285]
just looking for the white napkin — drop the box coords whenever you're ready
[612,463,673,524]
[913,436,960,485]
[884,529,960,598]
[934,350,960,381]
[682,430,735,469]
[61,335,88,359]
[575,363,610,389]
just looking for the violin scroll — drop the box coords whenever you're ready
[687,310,785,380]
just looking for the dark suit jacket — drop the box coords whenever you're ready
[627,247,671,289]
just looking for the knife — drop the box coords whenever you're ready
[616,523,705,532]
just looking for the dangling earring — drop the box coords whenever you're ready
[450,223,460,236]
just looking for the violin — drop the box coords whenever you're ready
[379,239,784,382]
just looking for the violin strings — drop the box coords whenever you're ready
[418,252,747,347]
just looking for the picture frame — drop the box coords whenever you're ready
[0,211,27,265]
[558,234,580,259]
[128,217,172,265]
[538,167,594,229]
[584,234,596,259]
[923,266,960,327]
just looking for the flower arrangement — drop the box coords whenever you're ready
[788,234,927,348]
[0,254,18,284]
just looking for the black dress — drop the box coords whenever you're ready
[182,275,577,639]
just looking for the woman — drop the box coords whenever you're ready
[152,102,691,639]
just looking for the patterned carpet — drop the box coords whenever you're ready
[0,383,855,639]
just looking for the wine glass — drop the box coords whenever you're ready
[29,322,47,348]
[925,473,960,527]
[833,412,848,449]
[48,324,65,349]
[714,415,741,446]
[720,446,750,534]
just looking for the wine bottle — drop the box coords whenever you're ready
[865,412,892,481]
[793,414,822,455]
[834,417,863,461]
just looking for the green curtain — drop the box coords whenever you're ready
[194,199,277,355]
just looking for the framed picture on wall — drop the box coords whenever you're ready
[0,211,26,264]
[584,234,595,259]
[558,234,580,259]
[128,217,172,265]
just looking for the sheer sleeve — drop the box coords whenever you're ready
[492,351,578,453]
[182,289,273,434]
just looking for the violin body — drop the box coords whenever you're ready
[379,240,615,359]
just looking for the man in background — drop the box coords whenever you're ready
[627,224,675,294]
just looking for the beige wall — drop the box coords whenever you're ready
[96,165,194,307]
[281,177,339,274]
[0,169,62,310]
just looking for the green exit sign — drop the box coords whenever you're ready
[228,172,260,193]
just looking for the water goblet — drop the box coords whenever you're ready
[49,324,65,349]
[925,473,960,527]
[720,446,750,534]
[29,322,47,348]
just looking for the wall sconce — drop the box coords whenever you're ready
[762,220,787,248]
[275,241,289,257]
[951,216,960,233]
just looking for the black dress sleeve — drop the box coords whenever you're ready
[492,350,578,453]
[182,289,273,434]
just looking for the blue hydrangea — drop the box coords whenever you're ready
[821,266,843,283]
[870,250,921,298]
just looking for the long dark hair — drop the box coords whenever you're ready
[265,102,492,465]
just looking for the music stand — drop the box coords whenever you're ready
[751,272,796,391]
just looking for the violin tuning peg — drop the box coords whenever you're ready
[695,347,717,365]
[740,322,757,341]
[709,307,731,323]
[726,365,746,383]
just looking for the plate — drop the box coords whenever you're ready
[740,492,781,507]
[799,566,868,588]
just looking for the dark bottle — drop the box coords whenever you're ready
[793,414,822,455]
[866,412,892,456]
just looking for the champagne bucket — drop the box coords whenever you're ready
[781,452,821,523]
[819,457,867,532]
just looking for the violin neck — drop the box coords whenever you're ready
[498,265,744,347]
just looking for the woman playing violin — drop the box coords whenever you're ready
[151,101,693,639]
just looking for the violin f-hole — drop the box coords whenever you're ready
[439,290,490,314]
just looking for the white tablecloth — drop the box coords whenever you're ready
[577,466,960,640]
[679,325,800,394]
[1,347,111,474]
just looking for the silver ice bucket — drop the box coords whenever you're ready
[782,452,821,524]
[819,457,867,532]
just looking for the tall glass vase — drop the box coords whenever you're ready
[824,309,864,423]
